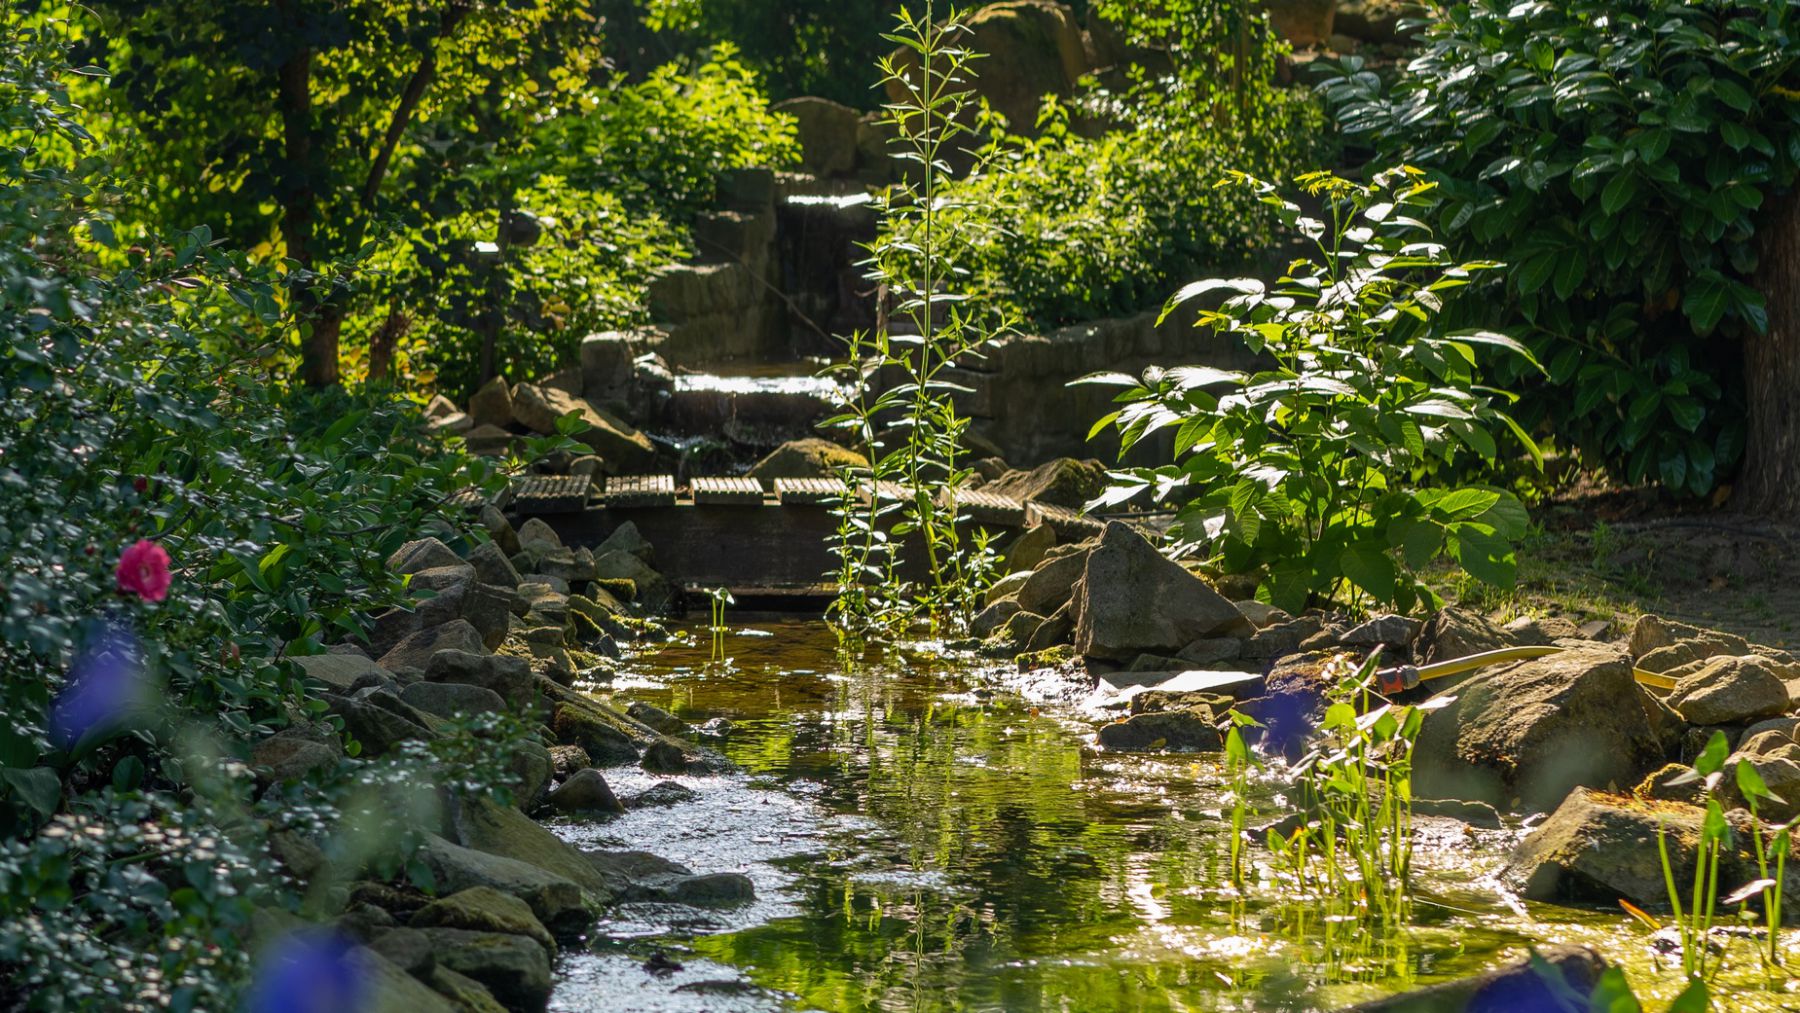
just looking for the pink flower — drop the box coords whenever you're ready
[115,540,172,602]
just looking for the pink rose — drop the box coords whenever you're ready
[115,540,172,602]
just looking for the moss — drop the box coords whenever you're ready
[1015,645,1076,670]
[594,577,636,602]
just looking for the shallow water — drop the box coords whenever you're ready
[550,617,1800,1012]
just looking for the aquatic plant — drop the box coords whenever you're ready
[706,585,735,662]
[823,1,1003,640]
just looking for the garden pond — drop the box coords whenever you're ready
[546,616,1798,1012]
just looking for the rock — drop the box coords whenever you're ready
[888,0,1089,137]
[1502,614,1582,645]
[416,929,550,1013]
[293,653,392,694]
[1503,787,1800,921]
[529,547,596,586]
[329,688,436,755]
[378,620,488,673]
[1071,522,1251,660]
[972,599,1022,640]
[595,521,655,566]
[516,518,561,553]
[251,730,342,782]
[985,457,1107,509]
[552,705,639,766]
[511,383,655,471]
[774,96,860,177]
[409,564,478,594]
[402,681,508,720]
[1629,614,1748,662]
[1341,946,1609,1013]
[991,609,1047,651]
[507,741,552,811]
[390,538,465,576]
[414,835,591,937]
[468,542,521,589]
[1741,716,1800,748]
[1240,617,1326,660]
[625,781,699,809]
[546,769,625,815]
[624,702,688,737]
[593,550,672,612]
[339,945,461,1013]
[1022,602,1074,653]
[426,966,509,1013]
[642,741,688,775]
[1016,549,1088,616]
[1232,601,1290,630]
[584,851,755,908]
[1339,614,1423,648]
[468,377,515,429]
[1665,655,1792,725]
[1415,608,1513,665]
[1413,644,1679,811]
[1176,638,1243,666]
[426,394,460,419]
[427,651,536,713]
[1265,0,1336,47]
[985,570,1031,605]
[462,424,515,457]
[410,887,556,958]
[478,505,520,555]
[1097,709,1221,752]
[745,438,867,482]
[368,926,435,976]
[451,797,610,897]
[1006,524,1057,573]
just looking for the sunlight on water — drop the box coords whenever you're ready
[550,616,1798,1013]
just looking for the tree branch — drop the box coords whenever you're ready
[361,4,473,209]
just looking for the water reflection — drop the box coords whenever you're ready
[552,617,1783,1012]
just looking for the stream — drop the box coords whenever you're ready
[547,616,1795,1012]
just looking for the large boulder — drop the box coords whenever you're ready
[401,680,508,720]
[1097,709,1221,752]
[1071,522,1251,660]
[593,550,672,612]
[449,797,611,898]
[1414,608,1514,665]
[1014,547,1089,616]
[1264,0,1336,47]
[414,835,591,937]
[509,383,655,472]
[415,929,550,1013]
[774,96,861,178]
[1502,787,1800,922]
[426,651,536,713]
[466,377,514,429]
[546,768,626,815]
[1413,645,1679,811]
[468,542,521,589]
[745,437,867,482]
[345,945,461,1013]
[390,538,465,576]
[985,457,1108,509]
[1664,655,1792,725]
[378,620,488,673]
[293,654,391,694]
[328,688,437,755]
[410,887,555,958]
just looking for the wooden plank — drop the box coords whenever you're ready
[511,474,594,515]
[1027,501,1106,540]
[447,486,488,512]
[774,477,844,506]
[603,474,676,508]
[692,476,765,506]
[949,488,1026,527]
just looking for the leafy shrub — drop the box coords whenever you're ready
[0,15,539,1006]
[381,47,799,396]
[1320,0,1800,495]
[909,0,1327,327]
[1084,170,1538,614]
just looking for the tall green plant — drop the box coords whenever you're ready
[1084,169,1540,614]
[823,1,1000,638]
[1321,0,1800,496]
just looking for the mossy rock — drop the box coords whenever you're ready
[745,438,868,482]
[411,886,556,957]
[551,704,639,766]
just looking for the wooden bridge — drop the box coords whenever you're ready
[468,473,1106,604]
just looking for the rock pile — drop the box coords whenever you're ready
[245,518,749,1012]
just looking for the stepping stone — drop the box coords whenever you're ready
[511,475,592,516]
[603,474,676,508]
[692,477,764,506]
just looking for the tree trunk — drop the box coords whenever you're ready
[1739,189,1800,517]
[275,5,339,388]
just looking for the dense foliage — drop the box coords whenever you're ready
[0,12,535,1006]
[908,0,1327,327]
[1323,0,1800,496]
[1085,170,1538,614]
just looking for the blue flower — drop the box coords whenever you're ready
[49,621,145,749]
[245,930,368,1013]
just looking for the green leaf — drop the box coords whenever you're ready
[1432,488,1501,521]
[1601,172,1639,215]
[1339,544,1397,603]
[1,767,61,817]
[1450,524,1517,587]
[1160,278,1264,324]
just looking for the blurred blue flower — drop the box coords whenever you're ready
[245,930,368,1013]
[49,620,146,749]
